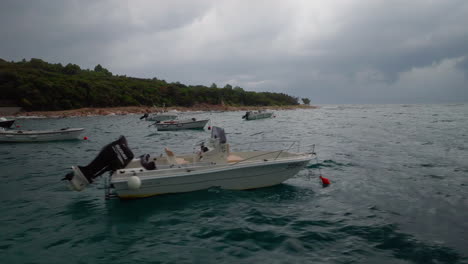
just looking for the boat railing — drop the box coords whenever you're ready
[229,150,283,165]
[227,139,307,165]
[189,138,314,166]
[301,144,317,154]
[233,140,301,153]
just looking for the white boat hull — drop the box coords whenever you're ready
[244,112,274,120]
[64,127,315,201]
[156,119,209,131]
[146,114,178,122]
[111,158,310,199]
[0,128,84,142]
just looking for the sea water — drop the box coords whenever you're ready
[0,104,467,263]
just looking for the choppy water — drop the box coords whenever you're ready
[1,104,467,264]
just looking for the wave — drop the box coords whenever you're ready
[308,159,354,169]
[337,224,464,263]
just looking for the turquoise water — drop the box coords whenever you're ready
[1,104,467,263]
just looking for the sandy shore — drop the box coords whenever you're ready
[12,104,316,118]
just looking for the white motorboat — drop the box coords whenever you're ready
[242,110,274,120]
[0,117,15,128]
[0,127,84,142]
[141,112,178,122]
[64,127,314,199]
[154,118,209,131]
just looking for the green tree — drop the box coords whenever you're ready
[0,58,301,111]
[94,64,112,76]
[63,63,81,75]
[94,64,104,72]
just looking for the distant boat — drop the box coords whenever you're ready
[0,128,84,142]
[0,117,15,128]
[242,110,274,120]
[141,112,178,122]
[140,104,178,121]
[154,118,209,131]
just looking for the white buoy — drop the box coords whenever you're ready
[127,176,141,190]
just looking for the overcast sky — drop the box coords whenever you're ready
[1,0,467,104]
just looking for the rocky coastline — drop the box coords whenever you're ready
[10,104,316,118]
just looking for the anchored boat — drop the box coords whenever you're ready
[242,110,274,120]
[0,117,15,128]
[63,127,314,199]
[0,127,84,142]
[140,112,178,122]
[154,118,209,131]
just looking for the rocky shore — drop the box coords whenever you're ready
[12,104,316,118]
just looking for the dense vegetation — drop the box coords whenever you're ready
[0,58,302,111]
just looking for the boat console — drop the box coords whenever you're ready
[140,154,156,170]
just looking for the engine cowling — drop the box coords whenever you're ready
[63,136,134,191]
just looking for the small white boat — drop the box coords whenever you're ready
[141,112,178,122]
[64,127,314,199]
[154,118,209,131]
[0,128,84,142]
[0,117,15,128]
[242,110,274,120]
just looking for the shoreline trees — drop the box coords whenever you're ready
[0,58,306,111]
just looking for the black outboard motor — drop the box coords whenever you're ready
[242,111,250,119]
[140,113,149,120]
[63,136,134,191]
[0,119,15,128]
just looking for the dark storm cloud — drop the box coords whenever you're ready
[1,0,467,103]
[0,0,211,67]
[310,1,468,78]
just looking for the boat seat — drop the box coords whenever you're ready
[225,144,243,163]
[227,154,243,163]
[140,154,156,170]
[164,147,189,165]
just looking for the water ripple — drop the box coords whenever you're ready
[1,105,468,263]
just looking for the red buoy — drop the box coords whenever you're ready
[83,136,88,140]
[320,176,331,186]
[208,126,211,130]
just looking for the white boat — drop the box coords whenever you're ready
[242,110,274,120]
[0,127,84,142]
[63,127,314,199]
[154,118,209,131]
[0,117,15,128]
[141,112,178,122]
